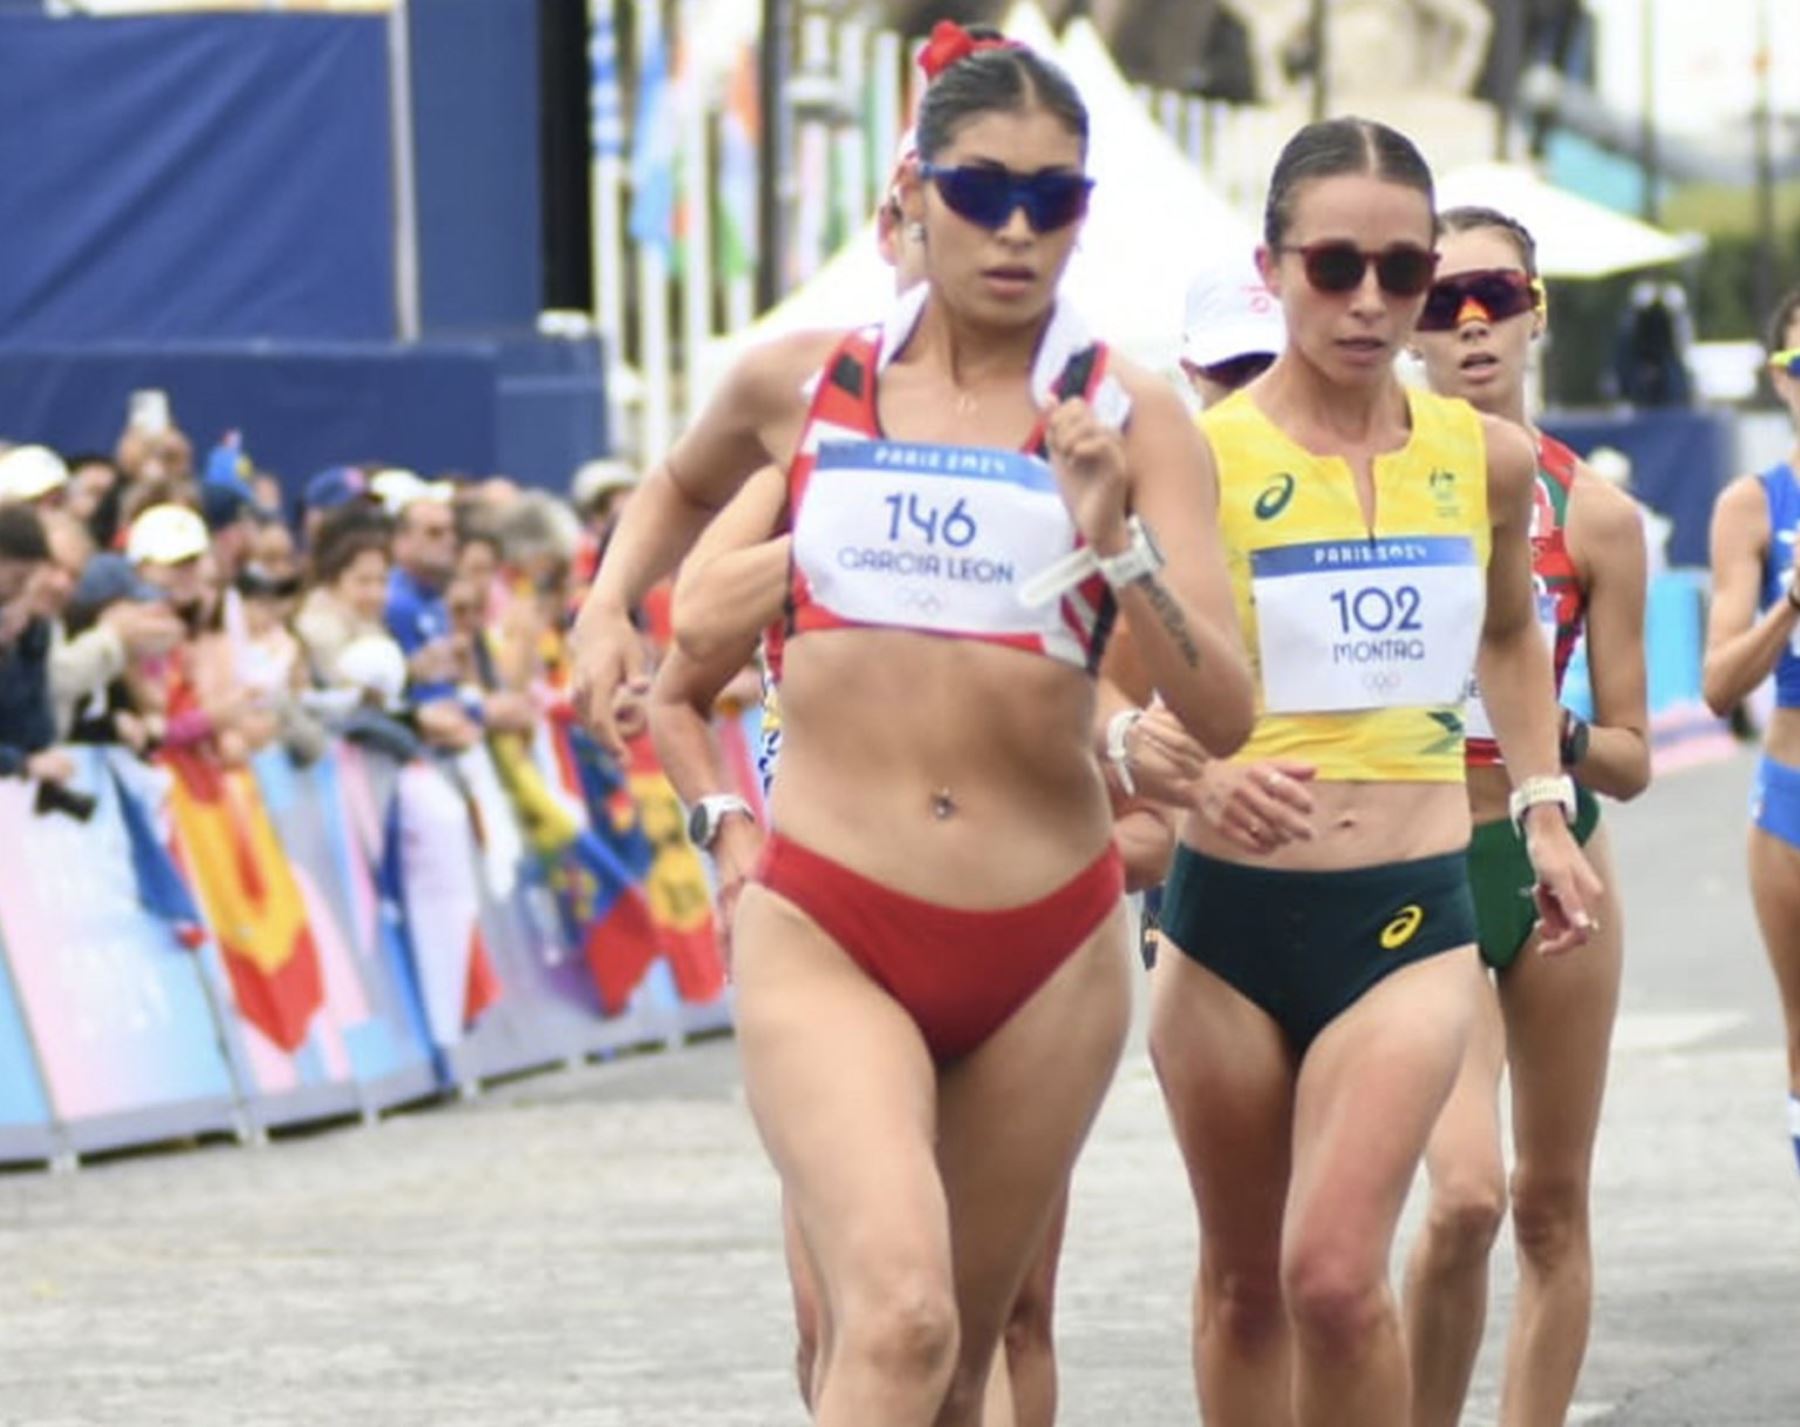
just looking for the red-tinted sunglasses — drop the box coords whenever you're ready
[1417,268,1543,332]
[919,162,1094,233]
[1280,241,1438,298]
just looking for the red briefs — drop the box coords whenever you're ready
[752,833,1125,1062]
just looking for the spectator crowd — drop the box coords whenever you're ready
[0,406,647,798]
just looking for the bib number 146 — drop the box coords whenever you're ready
[883,492,978,548]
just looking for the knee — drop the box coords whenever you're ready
[1423,1171,1508,1268]
[1201,1261,1287,1355]
[1282,1251,1388,1361]
[837,1275,960,1389]
[1509,1166,1589,1269]
[1003,1274,1054,1363]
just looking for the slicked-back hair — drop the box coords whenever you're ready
[915,36,1088,163]
[1263,116,1435,248]
[1439,205,1540,280]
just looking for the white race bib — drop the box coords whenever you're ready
[793,440,1079,638]
[1252,536,1484,713]
[1463,584,1557,742]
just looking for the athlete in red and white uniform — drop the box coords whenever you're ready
[1403,206,1650,1427]
[574,26,1251,1424]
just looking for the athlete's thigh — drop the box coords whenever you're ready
[1748,827,1800,1014]
[1288,948,1484,1259]
[934,906,1134,1353]
[1148,942,1295,1263]
[732,883,948,1284]
[1422,975,1507,1189]
[1499,825,1624,1173]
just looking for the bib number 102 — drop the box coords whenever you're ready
[884,492,977,548]
[1330,583,1422,634]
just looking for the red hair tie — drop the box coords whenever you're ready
[917,20,1022,82]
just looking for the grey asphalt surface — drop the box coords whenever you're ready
[1,750,1796,1426]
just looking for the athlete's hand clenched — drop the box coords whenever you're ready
[1044,397,1130,553]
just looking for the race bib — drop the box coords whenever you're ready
[1252,537,1484,713]
[793,440,1077,636]
[1463,585,1557,743]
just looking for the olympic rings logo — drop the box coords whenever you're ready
[1362,669,1404,697]
[896,587,945,616]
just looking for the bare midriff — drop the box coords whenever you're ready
[1181,778,1474,870]
[769,627,1114,906]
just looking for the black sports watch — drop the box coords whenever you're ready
[1559,708,1591,770]
[686,794,755,852]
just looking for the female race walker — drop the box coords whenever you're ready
[1703,285,1800,1175]
[574,27,1252,1426]
[1402,205,1649,1427]
[1147,118,1602,1427]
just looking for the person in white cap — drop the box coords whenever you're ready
[0,445,71,507]
[1178,250,1287,410]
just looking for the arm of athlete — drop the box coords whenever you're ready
[1046,368,1254,759]
[671,466,792,666]
[648,638,765,964]
[1476,417,1603,954]
[571,331,832,751]
[1568,473,1650,801]
[1702,475,1793,716]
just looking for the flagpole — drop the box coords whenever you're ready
[387,0,422,342]
[635,0,674,463]
[678,0,713,428]
[588,0,629,453]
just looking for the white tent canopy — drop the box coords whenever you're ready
[1435,162,1705,280]
[695,5,1257,395]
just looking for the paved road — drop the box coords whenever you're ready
[2,752,1796,1425]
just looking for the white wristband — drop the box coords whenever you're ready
[1105,708,1142,797]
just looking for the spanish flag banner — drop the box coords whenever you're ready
[163,749,323,1054]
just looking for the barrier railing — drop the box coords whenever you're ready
[0,723,735,1169]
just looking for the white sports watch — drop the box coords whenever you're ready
[1508,774,1578,836]
[1095,516,1165,591]
[687,794,756,851]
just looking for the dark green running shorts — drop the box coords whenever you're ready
[1159,846,1478,1055]
[1467,783,1601,971]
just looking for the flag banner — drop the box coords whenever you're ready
[628,0,679,257]
[717,40,761,284]
[625,734,727,1007]
[0,747,238,1149]
[263,746,439,1109]
[164,748,326,1056]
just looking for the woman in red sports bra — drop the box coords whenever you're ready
[572,24,1251,1425]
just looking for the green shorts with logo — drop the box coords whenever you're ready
[1467,783,1601,971]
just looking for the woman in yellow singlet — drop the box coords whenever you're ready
[1147,117,1603,1427]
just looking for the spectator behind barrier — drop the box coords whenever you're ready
[63,453,124,551]
[0,502,77,794]
[0,445,71,509]
[42,512,183,738]
[384,481,480,750]
[302,464,376,549]
[296,508,400,688]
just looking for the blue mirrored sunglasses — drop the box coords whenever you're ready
[918,163,1094,233]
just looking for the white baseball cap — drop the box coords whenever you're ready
[0,444,70,502]
[127,504,210,566]
[570,458,640,509]
[371,467,453,517]
[1181,253,1286,371]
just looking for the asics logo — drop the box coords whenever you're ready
[1380,904,1425,950]
[1255,473,1297,520]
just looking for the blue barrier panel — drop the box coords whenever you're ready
[0,14,393,342]
[1542,409,1734,569]
[264,747,441,1112]
[0,927,57,1165]
[0,749,243,1156]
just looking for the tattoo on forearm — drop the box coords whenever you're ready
[1136,577,1202,668]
